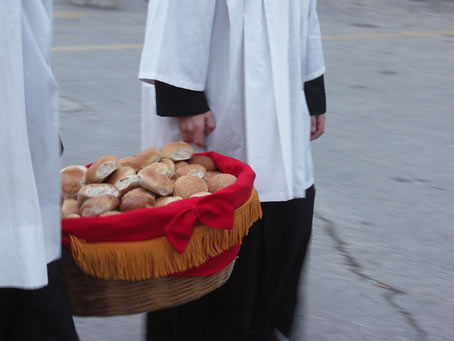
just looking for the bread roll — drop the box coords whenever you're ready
[77,184,120,204]
[86,155,120,183]
[66,214,80,219]
[80,195,120,217]
[189,155,216,171]
[138,167,174,196]
[135,147,161,169]
[160,158,176,177]
[120,188,156,212]
[174,176,208,199]
[175,164,207,179]
[204,171,222,181]
[107,167,139,197]
[160,142,193,161]
[61,165,87,198]
[206,174,237,192]
[119,156,139,171]
[155,196,183,207]
[143,162,172,177]
[190,192,212,198]
[62,199,80,217]
[100,211,121,217]
[174,161,188,171]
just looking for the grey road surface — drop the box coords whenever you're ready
[52,0,454,340]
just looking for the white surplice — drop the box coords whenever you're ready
[0,0,61,289]
[139,0,325,202]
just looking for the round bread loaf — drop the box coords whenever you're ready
[135,147,161,169]
[62,199,80,217]
[175,164,207,179]
[77,183,120,204]
[100,211,122,217]
[138,167,174,196]
[155,196,183,207]
[160,142,193,161]
[143,162,172,177]
[107,167,139,197]
[66,214,80,218]
[160,158,176,177]
[174,176,208,199]
[61,165,87,198]
[120,188,156,212]
[206,174,237,192]
[204,171,222,181]
[86,155,120,183]
[174,161,188,171]
[190,192,212,198]
[80,195,120,217]
[189,155,216,171]
[118,156,139,171]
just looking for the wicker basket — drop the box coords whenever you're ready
[60,248,235,317]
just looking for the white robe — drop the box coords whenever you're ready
[0,0,61,289]
[140,0,325,202]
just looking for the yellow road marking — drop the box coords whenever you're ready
[322,30,454,40]
[53,11,84,18]
[52,30,454,52]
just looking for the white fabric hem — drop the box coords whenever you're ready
[304,66,326,82]
[258,177,315,202]
[138,72,205,91]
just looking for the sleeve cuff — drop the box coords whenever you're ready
[304,75,326,116]
[155,81,210,117]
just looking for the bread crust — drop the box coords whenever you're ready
[61,165,87,198]
[155,196,183,207]
[174,176,208,199]
[135,147,161,170]
[205,174,237,192]
[189,155,217,171]
[62,199,80,217]
[120,189,156,212]
[86,155,120,183]
[80,195,120,217]
[160,142,193,161]
[138,167,174,196]
[77,183,120,204]
[175,164,207,179]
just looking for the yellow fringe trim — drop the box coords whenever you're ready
[70,189,262,280]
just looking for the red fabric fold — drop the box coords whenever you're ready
[62,152,256,253]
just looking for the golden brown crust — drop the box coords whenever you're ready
[204,171,223,181]
[62,199,80,217]
[100,211,122,217]
[190,192,212,198]
[155,196,183,207]
[174,161,189,171]
[160,142,193,161]
[189,155,217,171]
[175,164,207,179]
[66,214,81,219]
[106,167,136,184]
[174,176,209,199]
[77,184,120,205]
[120,192,156,212]
[205,174,237,193]
[86,155,120,183]
[118,156,139,171]
[106,167,139,197]
[138,167,174,196]
[160,158,176,177]
[135,147,161,170]
[80,195,120,217]
[61,165,87,197]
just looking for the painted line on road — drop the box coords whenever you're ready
[52,30,454,52]
[322,30,454,40]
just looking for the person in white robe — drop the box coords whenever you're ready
[0,1,78,339]
[139,0,326,340]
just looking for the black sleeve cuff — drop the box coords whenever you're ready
[155,81,210,117]
[304,75,326,116]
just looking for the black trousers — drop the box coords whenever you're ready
[0,260,79,341]
[146,186,315,341]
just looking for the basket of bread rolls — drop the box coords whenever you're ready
[59,142,262,317]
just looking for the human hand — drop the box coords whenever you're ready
[176,111,216,147]
[311,114,325,141]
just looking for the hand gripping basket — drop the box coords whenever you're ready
[60,152,262,317]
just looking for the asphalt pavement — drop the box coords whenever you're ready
[52,0,454,340]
